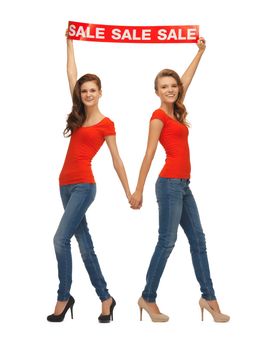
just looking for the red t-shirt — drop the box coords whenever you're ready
[151,109,191,179]
[59,117,116,185]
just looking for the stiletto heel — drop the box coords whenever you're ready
[47,296,75,322]
[139,306,143,321]
[201,307,204,321]
[98,297,116,323]
[199,298,230,323]
[138,297,169,322]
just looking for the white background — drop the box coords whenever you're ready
[1,0,262,349]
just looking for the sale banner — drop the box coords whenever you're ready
[68,21,199,43]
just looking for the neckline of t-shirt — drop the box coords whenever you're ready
[158,108,177,122]
[81,117,108,128]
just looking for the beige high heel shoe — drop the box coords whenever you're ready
[199,298,230,322]
[138,297,169,322]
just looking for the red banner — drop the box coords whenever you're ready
[68,21,199,43]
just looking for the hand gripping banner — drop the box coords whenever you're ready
[68,21,199,43]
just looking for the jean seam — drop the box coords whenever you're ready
[183,201,215,299]
[145,182,180,301]
[59,192,90,300]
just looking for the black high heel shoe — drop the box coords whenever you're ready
[47,296,75,322]
[98,297,116,323]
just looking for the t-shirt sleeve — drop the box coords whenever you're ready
[102,118,116,137]
[150,109,166,125]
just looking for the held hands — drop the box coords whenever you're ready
[129,190,143,210]
[197,37,206,51]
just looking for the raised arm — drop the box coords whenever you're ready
[180,37,206,101]
[66,36,77,97]
[129,119,163,209]
[105,135,131,201]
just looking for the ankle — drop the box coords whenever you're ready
[206,300,221,313]
[102,297,113,315]
[143,299,161,314]
[54,300,68,315]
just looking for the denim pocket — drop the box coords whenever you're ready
[156,177,173,199]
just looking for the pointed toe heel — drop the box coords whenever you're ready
[98,297,116,323]
[138,297,169,322]
[199,298,230,323]
[47,296,75,322]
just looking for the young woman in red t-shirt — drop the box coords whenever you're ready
[47,37,131,323]
[130,38,230,323]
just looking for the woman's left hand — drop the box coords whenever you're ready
[197,37,206,51]
[129,191,143,210]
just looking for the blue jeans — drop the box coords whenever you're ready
[142,177,216,302]
[53,183,110,302]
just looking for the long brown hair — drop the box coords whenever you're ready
[63,74,102,137]
[154,69,189,127]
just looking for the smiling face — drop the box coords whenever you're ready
[80,80,102,108]
[155,76,179,105]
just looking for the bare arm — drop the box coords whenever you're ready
[105,135,131,200]
[66,37,77,97]
[180,37,206,101]
[129,119,163,209]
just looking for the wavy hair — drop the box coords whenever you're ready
[154,69,189,127]
[63,74,102,137]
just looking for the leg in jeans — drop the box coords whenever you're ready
[75,216,110,301]
[53,183,110,301]
[142,178,184,302]
[180,183,216,300]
